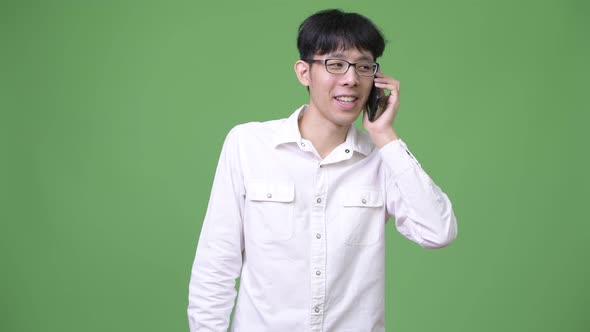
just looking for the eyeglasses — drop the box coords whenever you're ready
[305,58,379,77]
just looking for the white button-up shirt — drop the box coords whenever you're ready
[188,105,457,332]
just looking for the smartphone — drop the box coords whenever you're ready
[366,86,387,122]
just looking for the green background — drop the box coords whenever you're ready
[2,0,589,331]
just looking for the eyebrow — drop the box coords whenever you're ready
[328,52,374,62]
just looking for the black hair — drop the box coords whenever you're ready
[297,9,386,61]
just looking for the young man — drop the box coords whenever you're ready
[188,9,457,332]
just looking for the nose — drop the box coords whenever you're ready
[339,65,359,86]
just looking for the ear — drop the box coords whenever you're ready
[294,60,311,87]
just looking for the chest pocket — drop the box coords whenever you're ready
[245,181,295,242]
[340,188,385,246]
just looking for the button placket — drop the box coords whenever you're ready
[309,161,327,331]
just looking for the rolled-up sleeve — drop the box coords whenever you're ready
[188,126,245,331]
[380,139,458,248]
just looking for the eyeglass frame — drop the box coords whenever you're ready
[304,58,380,77]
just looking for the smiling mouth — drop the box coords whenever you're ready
[334,96,358,103]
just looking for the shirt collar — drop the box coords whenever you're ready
[273,105,374,156]
[272,105,306,147]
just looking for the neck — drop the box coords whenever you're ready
[298,106,350,159]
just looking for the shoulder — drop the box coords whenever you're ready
[225,117,287,142]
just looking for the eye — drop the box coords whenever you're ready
[327,61,345,68]
[358,62,374,72]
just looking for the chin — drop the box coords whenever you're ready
[332,110,363,127]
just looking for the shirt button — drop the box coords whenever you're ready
[316,197,322,203]
[361,198,367,204]
[345,149,350,153]
[316,270,321,276]
[300,142,306,147]
[267,193,273,199]
[316,233,321,239]
[314,307,320,313]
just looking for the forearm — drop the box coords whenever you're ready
[188,232,242,331]
[381,139,458,248]
[368,128,399,149]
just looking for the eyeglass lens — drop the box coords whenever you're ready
[325,59,377,76]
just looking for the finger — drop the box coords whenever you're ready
[374,79,400,89]
[373,77,396,84]
[374,82,400,96]
[375,78,399,87]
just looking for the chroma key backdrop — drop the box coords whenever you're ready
[1,0,589,331]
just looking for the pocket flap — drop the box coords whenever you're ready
[342,188,383,207]
[246,181,295,203]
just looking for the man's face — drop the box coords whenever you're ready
[305,48,375,128]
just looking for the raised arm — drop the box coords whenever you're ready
[362,73,457,248]
[380,139,458,248]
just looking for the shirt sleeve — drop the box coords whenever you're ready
[380,139,458,248]
[188,126,245,331]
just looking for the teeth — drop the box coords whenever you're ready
[335,96,356,103]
